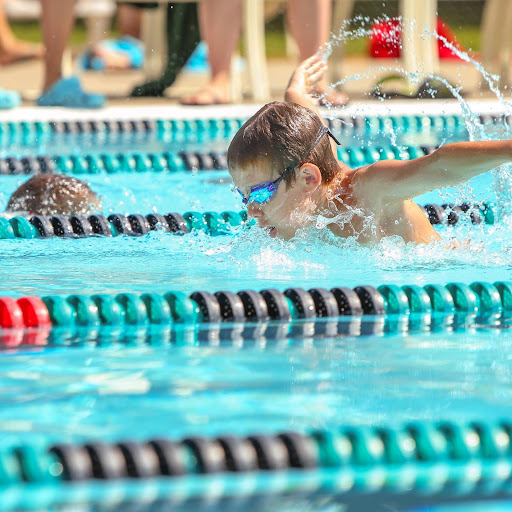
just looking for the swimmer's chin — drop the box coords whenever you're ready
[261,226,278,238]
[259,224,310,241]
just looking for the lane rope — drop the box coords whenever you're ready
[0,203,494,240]
[0,281,510,331]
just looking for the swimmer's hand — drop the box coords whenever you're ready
[285,54,327,108]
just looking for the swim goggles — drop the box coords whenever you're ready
[236,125,341,206]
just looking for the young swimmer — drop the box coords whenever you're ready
[227,55,512,245]
[5,174,101,216]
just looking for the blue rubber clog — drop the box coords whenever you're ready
[0,89,21,109]
[37,76,105,109]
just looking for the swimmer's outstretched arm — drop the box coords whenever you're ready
[285,54,340,156]
[285,54,328,124]
[355,140,512,201]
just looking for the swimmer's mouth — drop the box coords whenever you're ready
[260,224,277,238]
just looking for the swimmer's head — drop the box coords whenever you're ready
[227,101,341,240]
[228,101,340,186]
[6,174,101,216]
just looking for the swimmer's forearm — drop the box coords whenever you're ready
[431,140,512,183]
[360,139,512,200]
[284,88,323,122]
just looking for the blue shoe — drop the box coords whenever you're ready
[37,76,105,109]
[0,89,20,109]
[114,36,144,69]
[79,36,144,71]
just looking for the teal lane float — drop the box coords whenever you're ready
[0,113,472,141]
[1,281,512,330]
[0,203,495,240]
[1,418,512,510]
[0,145,436,174]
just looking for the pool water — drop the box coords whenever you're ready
[0,103,511,511]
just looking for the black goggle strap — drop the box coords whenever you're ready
[327,128,341,146]
[307,125,341,155]
[276,125,341,187]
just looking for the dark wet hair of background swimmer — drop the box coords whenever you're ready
[5,174,101,216]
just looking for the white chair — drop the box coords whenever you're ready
[480,0,512,87]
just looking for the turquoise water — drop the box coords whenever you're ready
[0,169,504,296]
[1,327,511,445]
[0,114,511,511]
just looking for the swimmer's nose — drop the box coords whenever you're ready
[247,202,263,218]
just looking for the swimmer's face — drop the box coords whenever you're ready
[230,161,323,240]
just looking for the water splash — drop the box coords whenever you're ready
[320,14,512,219]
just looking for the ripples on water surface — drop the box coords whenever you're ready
[0,165,509,447]
[1,104,512,511]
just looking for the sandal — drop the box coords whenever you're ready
[180,87,230,106]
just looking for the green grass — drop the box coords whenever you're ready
[9,19,115,48]
[10,19,480,57]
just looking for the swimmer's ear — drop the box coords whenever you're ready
[298,163,322,192]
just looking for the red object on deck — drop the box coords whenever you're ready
[369,17,466,60]
[17,297,51,327]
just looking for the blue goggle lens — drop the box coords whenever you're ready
[238,181,277,205]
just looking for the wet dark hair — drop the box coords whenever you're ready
[227,101,340,185]
[6,174,100,216]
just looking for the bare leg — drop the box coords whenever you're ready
[287,0,348,106]
[40,0,76,91]
[0,2,43,65]
[181,0,242,105]
[117,4,142,39]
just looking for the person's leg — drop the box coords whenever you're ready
[181,0,242,105]
[40,0,77,91]
[117,4,142,39]
[38,0,104,108]
[287,0,348,106]
[0,3,43,65]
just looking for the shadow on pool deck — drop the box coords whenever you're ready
[0,53,508,109]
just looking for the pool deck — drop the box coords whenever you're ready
[0,53,509,118]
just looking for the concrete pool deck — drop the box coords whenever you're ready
[0,52,509,112]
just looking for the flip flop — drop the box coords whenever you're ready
[37,76,105,109]
[0,88,20,109]
[372,74,463,99]
[415,78,462,99]
[180,88,230,106]
[371,74,416,99]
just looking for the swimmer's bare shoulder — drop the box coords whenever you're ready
[343,161,442,243]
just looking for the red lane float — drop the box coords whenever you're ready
[16,297,51,328]
[0,297,24,329]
